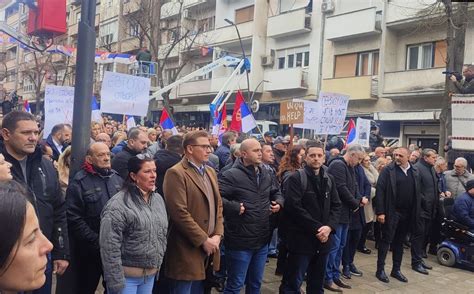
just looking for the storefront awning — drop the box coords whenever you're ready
[374,110,441,121]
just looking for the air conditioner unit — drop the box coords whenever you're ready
[321,0,335,14]
[261,55,274,67]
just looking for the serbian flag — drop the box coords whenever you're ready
[91,96,102,122]
[230,91,257,133]
[160,108,178,135]
[212,103,227,136]
[24,100,31,113]
[345,119,356,147]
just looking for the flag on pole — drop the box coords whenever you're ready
[126,115,136,130]
[160,108,178,135]
[345,119,356,146]
[212,103,227,136]
[230,91,257,133]
[91,96,102,122]
[23,100,31,113]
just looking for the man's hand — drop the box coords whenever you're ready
[360,197,369,207]
[53,260,69,275]
[270,201,281,213]
[445,191,452,198]
[450,75,457,82]
[239,203,245,215]
[316,226,332,243]
[377,214,385,224]
[202,237,220,256]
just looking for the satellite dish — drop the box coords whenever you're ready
[251,100,260,113]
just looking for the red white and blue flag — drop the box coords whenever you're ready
[160,108,178,135]
[345,119,356,146]
[23,100,31,113]
[229,91,257,133]
[211,103,227,139]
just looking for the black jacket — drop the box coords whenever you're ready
[0,142,69,261]
[45,134,65,162]
[414,158,439,219]
[272,148,285,171]
[281,165,341,255]
[154,149,181,196]
[327,157,361,224]
[111,145,140,180]
[66,165,123,252]
[375,162,423,239]
[219,158,284,250]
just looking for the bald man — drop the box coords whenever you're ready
[66,142,124,293]
[219,138,284,293]
[95,133,112,149]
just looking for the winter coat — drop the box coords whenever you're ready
[451,192,474,230]
[214,143,231,170]
[414,158,439,219]
[327,157,361,224]
[45,134,64,162]
[154,149,181,196]
[352,165,370,230]
[111,145,140,180]
[145,141,161,158]
[272,148,285,171]
[375,162,423,241]
[445,169,474,199]
[163,158,224,280]
[281,165,341,255]
[111,140,127,154]
[362,164,379,223]
[219,158,284,250]
[0,142,70,261]
[66,164,123,252]
[100,188,168,293]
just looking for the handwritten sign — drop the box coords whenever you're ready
[43,85,75,139]
[451,95,474,151]
[280,101,304,124]
[356,118,371,147]
[100,71,151,116]
[294,92,349,134]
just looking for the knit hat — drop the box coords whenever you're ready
[466,179,474,191]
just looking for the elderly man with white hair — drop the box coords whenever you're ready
[445,157,474,199]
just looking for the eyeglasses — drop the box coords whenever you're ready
[136,153,153,160]
[191,144,212,150]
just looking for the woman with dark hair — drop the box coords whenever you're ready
[277,145,306,184]
[100,155,168,294]
[275,144,305,276]
[0,181,53,292]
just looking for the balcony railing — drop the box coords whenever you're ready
[321,75,378,100]
[264,67,308,91]
[326,7,381,41]
[383,67,445,98]
[267,8,312,38]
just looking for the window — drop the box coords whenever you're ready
[198,17,215,32]
[165,68,178,85]
[406,43,434,70]
[129,22,139,37]
[235,5,254,24]
[23,76,34,93]
[356,51,379,76]
[275,46,310,70]
[6,70,15,82]
[99,21,118,44]
[6,47,17,61]
[193,64,212,80]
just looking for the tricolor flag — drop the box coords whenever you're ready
[211,103,227,139]
[91,96,102,122]
[160,108,178,135]
[23,100,31,113]
[345,119,356,147]
[230,91,257,133]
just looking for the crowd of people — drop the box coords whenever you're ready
[1,110,474,294]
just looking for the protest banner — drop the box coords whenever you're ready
[280,101,304,124]
[294,92,349,134]
[356,117,371,147]
[100,71,151,116]
[451,94,474,151]
[43,85,75,139]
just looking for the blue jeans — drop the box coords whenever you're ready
[268,229,278,255]
[325,223,349,283]
[224,245,269,294]
[168,279,204,294]
[109,274,155,294]
[32,253,52,294]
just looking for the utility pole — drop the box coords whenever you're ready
[70,0,97,177]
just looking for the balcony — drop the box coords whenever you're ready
[123,0,140,15]
[322,76,378,100]
[326,7,381,41]
[161,2,181,19]
[210,21,253,45]
[386,0,438,29]
[264,67,308,91]
[184,0,208,9]
[267,7,311,39]
[383,67,445,98]
[178,79,211,97]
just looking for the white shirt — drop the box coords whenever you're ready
[53,138,63,154]
[399,163,411,176]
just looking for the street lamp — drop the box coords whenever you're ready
[224,18,251,103]
[249,79,269,105]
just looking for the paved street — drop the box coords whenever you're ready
[257,240,474,294]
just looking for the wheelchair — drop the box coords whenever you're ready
[436,197,474,268]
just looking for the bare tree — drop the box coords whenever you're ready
[123,0,210,121]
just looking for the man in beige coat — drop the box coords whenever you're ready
[163,130,224,293]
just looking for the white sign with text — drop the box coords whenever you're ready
[43,85,75,139]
